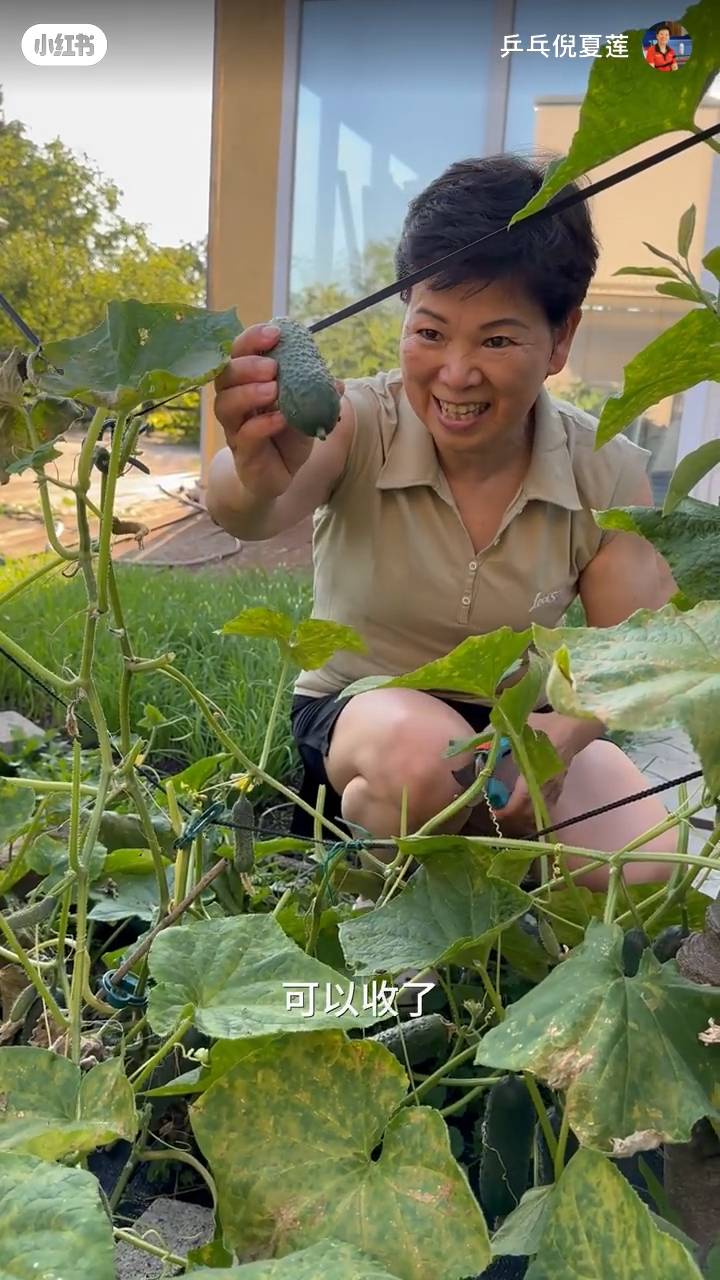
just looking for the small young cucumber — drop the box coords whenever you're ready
[231,796,255,874]
[2,896,57,932]
[478,1073,536,1223]
[621,927,651,977]
[269,316,341,441]
[367,1013,451,1066]
[652,923,689,964]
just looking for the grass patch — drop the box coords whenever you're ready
[0,556,313,783]
[0,559,635,790]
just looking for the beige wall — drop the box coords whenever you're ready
[534,99,720,296]
[535,98,720,424]
[200,0,288,483]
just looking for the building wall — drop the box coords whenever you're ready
[535,97,720,431]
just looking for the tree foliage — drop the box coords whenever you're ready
[0,89,205,438]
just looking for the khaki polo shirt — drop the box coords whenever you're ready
[293,369,651,704]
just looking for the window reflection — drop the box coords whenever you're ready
[290,0,492,295]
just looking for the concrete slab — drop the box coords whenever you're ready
[0,710,46,753]
[114,1198,215,1279]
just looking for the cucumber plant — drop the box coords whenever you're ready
[0,3,719,1274]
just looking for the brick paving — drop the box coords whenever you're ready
[626,727,719,899]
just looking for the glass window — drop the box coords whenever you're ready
[503,0,710,500]
[289,0,493,301]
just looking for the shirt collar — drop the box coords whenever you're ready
[375,383,583,512]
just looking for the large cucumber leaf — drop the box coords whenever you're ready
[190,1029,491,1280]
[475,921,720,1151]
[533,602,720,796]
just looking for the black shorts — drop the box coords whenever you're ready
[289,689,502,838]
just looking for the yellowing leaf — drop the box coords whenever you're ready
[534,602,720,795]
[475,921,720,1151]
[0,1049,138,1159]
[0,1151,115,1279]
[190,1030,491,1280]
[525,1147,702,1279]
[187,1239,406,1277]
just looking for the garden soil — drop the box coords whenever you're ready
[0,434,314,573]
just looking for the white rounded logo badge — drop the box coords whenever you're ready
[22,24,107,66]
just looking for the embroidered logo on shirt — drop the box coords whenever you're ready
[530,588,563,611]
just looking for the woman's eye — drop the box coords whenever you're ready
[417,328,442,341]
[484,335,513,349]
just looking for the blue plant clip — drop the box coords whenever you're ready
[173,799,226,850]
[100,969,147,1010]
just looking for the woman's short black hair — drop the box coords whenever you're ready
[394,153,599,327]
[655,23,671,33]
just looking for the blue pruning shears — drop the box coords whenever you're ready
[452,734,513,809]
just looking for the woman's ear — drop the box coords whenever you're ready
[548,308,583,376]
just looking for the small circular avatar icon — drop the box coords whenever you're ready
[642,21,692,71]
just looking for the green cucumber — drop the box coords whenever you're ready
[478,1073,536,1223]
[367,1013,451,1066]
[98,811,175,856]
[270,316,341,441]
[2,896,57,932]
[621,927,651,977]
[231,796,255,874]
[652,923,689,964]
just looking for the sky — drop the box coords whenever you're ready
[0,1,718,258]
[0,1,215,247]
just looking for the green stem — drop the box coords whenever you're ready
[112,1229,186,1271]
[474,960,504,1022]
[257,658,289,773]
[94,412,125,616]
[75,407,106,491]
[129,1014,193,1092]
[156,664,351,843]
[139,1148,218,1214]
[125,775,171,916]
[554,1103,571,1182]
[0,627,77,692]
[524,1071,557,1165]
[67,739,82,877]
[108,1112,150,1213]
[8,777,97,797]
[439,1082,495,1118]
[0,913,68,1028]
[415,732,506,838]
[403,1043,480,1105]
[604,862,623,925]
[54,889,72,1005]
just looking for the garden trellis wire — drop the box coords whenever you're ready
[0,119,718,846]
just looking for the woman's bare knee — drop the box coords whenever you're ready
[326,688,478,837]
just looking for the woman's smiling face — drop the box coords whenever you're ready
[399,277,581,457]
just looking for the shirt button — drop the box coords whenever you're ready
[469,561,477,571]
[461,595,471,605]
